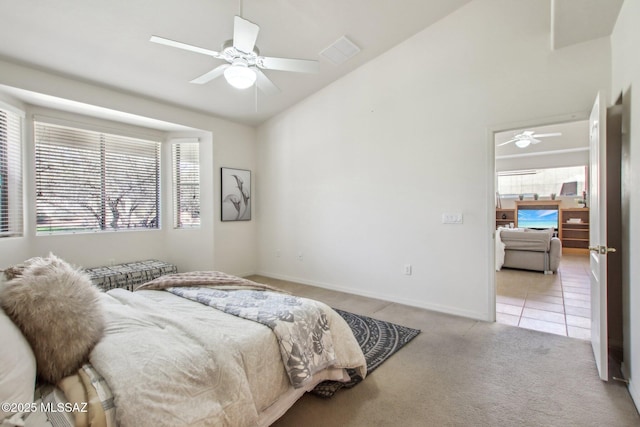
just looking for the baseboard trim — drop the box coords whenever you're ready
[255,270,489,321]
[234,271,258,278]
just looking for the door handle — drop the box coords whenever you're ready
[588,245,617,254]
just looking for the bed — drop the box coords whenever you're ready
[0,257,367,427]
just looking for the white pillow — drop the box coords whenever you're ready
[0,307,36,421]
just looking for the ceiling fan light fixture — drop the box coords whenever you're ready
[515,139,531,148]
[224,60,256,89]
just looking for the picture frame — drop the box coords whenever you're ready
[221,167,251,221]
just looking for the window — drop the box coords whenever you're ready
[172,142,200,228]
[35,121,160,234]
[0,106,23,237]
[497,166,586,198]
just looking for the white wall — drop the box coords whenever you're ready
[0,59,258,276]
[256,0,610,320]
[212,124,258,277]
[611,0,640,408]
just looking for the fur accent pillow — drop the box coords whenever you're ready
[2,264,25,280]
[0,254,104,384]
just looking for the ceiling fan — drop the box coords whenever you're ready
[497,130,562,148]
[150,15,319,94]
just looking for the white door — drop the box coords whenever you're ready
[589,91,612,381]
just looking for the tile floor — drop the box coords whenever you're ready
[496,254,591,339]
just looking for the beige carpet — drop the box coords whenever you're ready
[248,276,640,427]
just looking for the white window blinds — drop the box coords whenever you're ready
[34,121,160,234]
[172,142,200,228]
[0,107,23,237]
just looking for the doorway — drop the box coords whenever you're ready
[493,120,592,339]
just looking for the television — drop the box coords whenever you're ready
[517,209,558,229]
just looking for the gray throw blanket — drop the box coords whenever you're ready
[167,286,338,389]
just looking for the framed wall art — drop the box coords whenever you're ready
[221,167,251,221]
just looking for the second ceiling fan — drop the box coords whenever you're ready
[498,130,562,148]
[150,15,319,94]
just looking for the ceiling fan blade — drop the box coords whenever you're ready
[259,56,319,73]
[190,64,230,84]
[532,132,562,138]
[150,35,222,58]
[497,138,518,147]
[233,16,260,54]
[529,138,542,144]
[254,68,280,96]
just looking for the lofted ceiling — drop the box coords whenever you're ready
[551,0,625,50]
[0,0,624,127]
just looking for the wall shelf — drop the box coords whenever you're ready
[515,200,562,209]
[559,208,589,254]
[495,208,515,229]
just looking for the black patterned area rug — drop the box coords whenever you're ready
[311,308,421,398]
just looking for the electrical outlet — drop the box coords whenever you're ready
[404,264,412,275]
[275,250,281,258]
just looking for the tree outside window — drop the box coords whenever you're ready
[35,122,160,234]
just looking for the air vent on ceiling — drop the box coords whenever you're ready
[320,36,361,65]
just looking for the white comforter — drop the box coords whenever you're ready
[89,288,366,427]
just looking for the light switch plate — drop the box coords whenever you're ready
[442,213,463,224]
